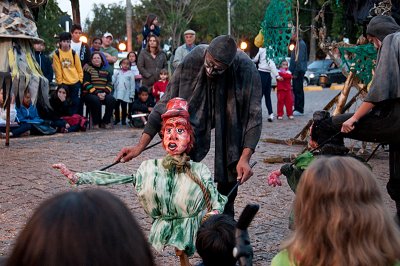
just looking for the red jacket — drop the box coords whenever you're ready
[277,68,292,91]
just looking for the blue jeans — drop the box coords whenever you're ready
[11,123,32,137]
[259,70,273,115]
[65,82,81,115]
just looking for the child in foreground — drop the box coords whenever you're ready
[271,156,400,266]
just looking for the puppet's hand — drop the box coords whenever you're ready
[267,169,282,187]
[52,163,79,184]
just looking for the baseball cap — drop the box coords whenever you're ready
[103,32,113,39]
[184,29,196,35]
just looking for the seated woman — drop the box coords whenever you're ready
[82,51,116,129]
[53,98,227,265]
[47,85,85,133]
[271,156,400,266]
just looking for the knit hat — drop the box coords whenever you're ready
[207,35,237,66]
[161,97,190,120]
[366,15,400,41]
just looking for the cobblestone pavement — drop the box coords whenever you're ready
[0,89,394,265]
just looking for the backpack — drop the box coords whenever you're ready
[55,49,76,65]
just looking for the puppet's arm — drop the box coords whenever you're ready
[52,163,134,185]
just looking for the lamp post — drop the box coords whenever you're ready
[126,0,132,52]
[227,0,231,35]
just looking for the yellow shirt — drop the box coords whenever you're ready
[53,49,83,85]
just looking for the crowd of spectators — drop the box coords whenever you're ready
[0,17,198,138]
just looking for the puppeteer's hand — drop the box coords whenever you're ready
[267,169,282,187]
[52,163,79,184]
[237,159,253,184]
[115,146,142,163]
[341,116,358,133]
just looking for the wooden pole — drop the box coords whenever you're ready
[333,71,355,116]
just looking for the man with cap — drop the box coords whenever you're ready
[310,15,400,223]
[172,29,197,69]
[100,32,118,73]
[116,35,262,217]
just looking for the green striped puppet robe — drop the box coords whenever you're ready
[75,158,227,256]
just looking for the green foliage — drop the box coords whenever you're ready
[85,3,126,43]
[35,0,64,52]
[191,1,226,43]
[231,0,266,39]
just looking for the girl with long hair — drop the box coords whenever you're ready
[272,156,400,266]
[141,13,160,48]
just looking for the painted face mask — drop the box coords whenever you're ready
[161,97,193,155]
[163,117,190,155]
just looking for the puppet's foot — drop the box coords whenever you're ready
[175,249,191,266]
[52,163,79,184]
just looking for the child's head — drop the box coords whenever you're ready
[119,58,131,71]
[280,60,289,69]
[285,156,400,265]
[22,90,31,107]
[33,40,45,52]
[138,86,149,102]
[59,32,72,51]
[70,24,83,43]
[159,69,168,81]
[145,14,158,27]
[127,52,137,64]
[196,214,237,266]
[56,86,68,102]
[6,189,155,266]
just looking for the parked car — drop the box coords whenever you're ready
[304,59,346,87]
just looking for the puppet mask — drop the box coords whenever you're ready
[161,97,193,155]
[163,117,190,155]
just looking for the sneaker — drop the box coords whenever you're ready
[277,116,283,120]
[289,116,294,120]
[113,120,120,125]
[267,113,274,122]
[293,111,304,116]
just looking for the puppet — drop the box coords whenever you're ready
[53,97,227,266]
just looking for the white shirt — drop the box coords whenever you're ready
[252,47,279,78]
[71,41,82,57]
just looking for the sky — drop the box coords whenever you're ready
[58,0,140,26]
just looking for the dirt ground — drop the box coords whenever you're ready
[0,89,394,265]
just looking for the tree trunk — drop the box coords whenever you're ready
[71,0,81,25]
[126,0,132,52]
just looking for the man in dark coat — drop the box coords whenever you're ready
[116,35,262,216]
[312,15,400,222]
[289,33,308,116]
